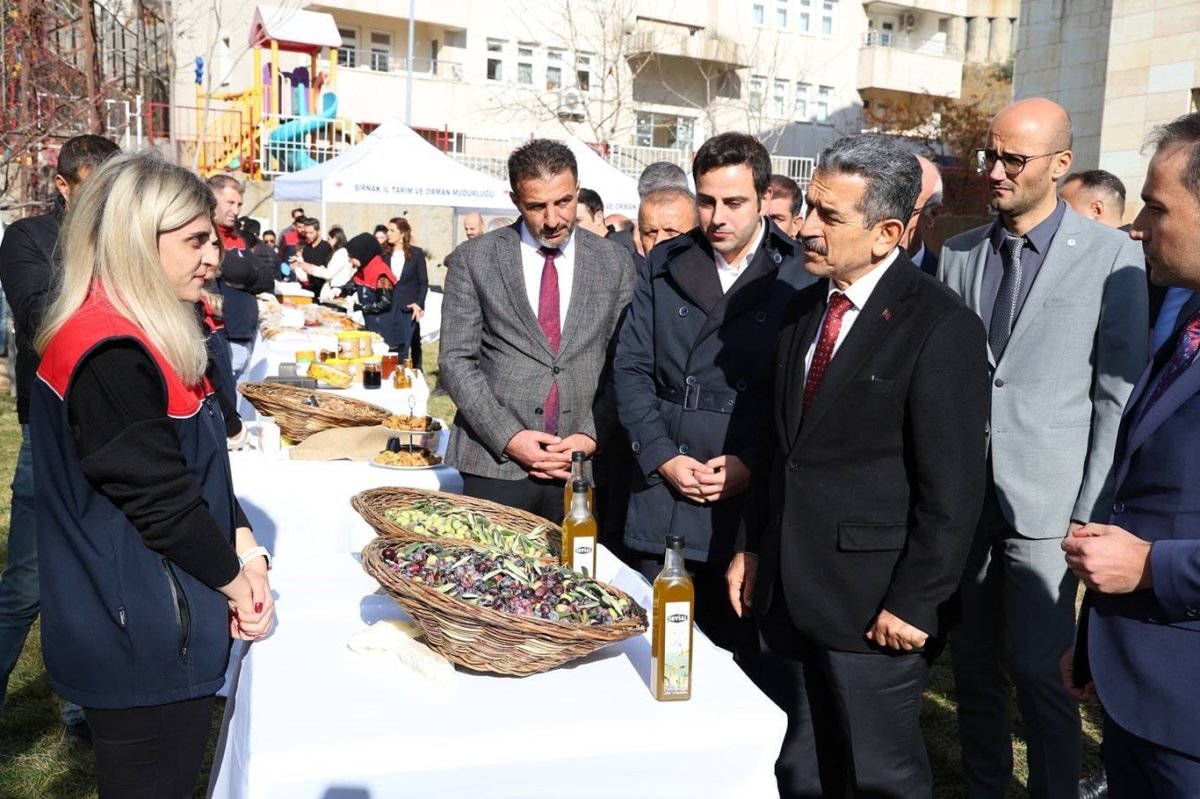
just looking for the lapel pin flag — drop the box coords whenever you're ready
[881,308,892,321]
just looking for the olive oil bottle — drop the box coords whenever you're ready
[562,478,597,578]
[651,535,694,701]
[561,450,594,518]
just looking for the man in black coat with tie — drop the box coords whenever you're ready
[727,135,990,797]
[614,133,814,651]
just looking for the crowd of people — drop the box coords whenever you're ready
[438,99,1200,799]
[1,96,1199,798]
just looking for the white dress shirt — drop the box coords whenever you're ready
[519,221,575,330]
[911,243,928,270]
[714,220,765,293]
[803,247,902,382]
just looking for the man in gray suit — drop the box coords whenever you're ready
[439,139,634,523]
[938,97,1148,798]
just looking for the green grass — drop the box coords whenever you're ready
[0,351,1104,797]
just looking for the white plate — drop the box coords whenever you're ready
[369,458,444,471]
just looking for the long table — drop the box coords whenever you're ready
[206,446,785,798]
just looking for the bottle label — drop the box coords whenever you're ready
[662,600,692,696]
[571,537,596,578]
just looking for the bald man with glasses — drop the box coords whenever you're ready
[938,97,1148,798]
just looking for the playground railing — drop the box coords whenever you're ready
[258,113,362,176]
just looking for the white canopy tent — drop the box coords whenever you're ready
[563,137,641,217]
[272,119,515,220]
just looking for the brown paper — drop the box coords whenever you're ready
[289,425,393,461]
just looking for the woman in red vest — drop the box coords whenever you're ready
[32,151,275,797]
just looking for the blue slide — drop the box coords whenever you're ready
[266,91,339,172]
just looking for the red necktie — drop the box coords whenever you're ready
[537,247,561,435]
[1144,310,1200,413]
[803,292,853,416]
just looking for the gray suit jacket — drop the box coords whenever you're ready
[938,205,1148,537]
[439,223,635,479]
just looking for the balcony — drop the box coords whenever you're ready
[302,0,465,30]
[327,50,461,79]
[626,25,747,71]
[316,54,466,127]
[632,1,708,30]
[857,32,963,99]
[861,0,968,15]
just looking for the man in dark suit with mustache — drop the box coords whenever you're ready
[728,134,990,797]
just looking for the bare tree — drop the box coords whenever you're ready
[489,1,811,158]
[1,0,169,210]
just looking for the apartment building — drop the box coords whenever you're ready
[1014,0,1200,222]
[172,0,1018,180]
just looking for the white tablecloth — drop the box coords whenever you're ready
[239,334,431,419]
[207,454,785,798]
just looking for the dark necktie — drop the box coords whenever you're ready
[1144,310,1200,413]
[803,292,853,416]
[537,247,561,435]
[989,235,1025,358]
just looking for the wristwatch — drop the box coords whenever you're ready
[238,546,272,571]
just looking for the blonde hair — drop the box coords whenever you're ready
[36,150,215,385]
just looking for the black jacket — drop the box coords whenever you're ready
[217,245,273,342]
[392,246,429,311]
[742,254,990,652]
[0,210,61,422]
[613,222,816,563]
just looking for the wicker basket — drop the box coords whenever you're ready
[238,382,390,441]
[361,538,647,675]
[351,487,562,563]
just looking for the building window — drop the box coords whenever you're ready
[486,38,504,81]
[369,31,392,71]
[821,0,837,36]
[546,50,564,90]
[749,75,765,114]
[794,82,809,120]
[635,112,695,149]
[772,79,787,118]
[815,85,832,122]
[775,1,788,27]
[752,3,765,25]
[517,45,533,85]
[576,54,592,92]
[337,26,358,68]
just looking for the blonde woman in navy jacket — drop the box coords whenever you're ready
[32,151,275,797]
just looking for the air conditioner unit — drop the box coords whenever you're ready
[903,13,917,31]
[557,87,585,119]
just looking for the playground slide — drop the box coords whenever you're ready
[266,91,339,172]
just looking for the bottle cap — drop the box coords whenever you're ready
[666,535,685,550]
[571,450,586,462]
[572,478,589,492]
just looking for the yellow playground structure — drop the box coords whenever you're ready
[189,5,362,180]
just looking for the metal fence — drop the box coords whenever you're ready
[325,51,462,80]
[861,31,964,59]
[257,114,363,176]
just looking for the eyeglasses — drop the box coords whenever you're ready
[910,200,939,217]
[976,148,1063,176]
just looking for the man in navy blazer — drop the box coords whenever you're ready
[1061,112,1200,794]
